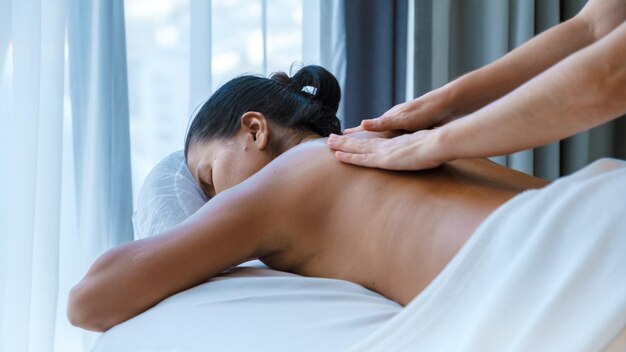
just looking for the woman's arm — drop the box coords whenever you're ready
[67,181,279,332]
[347,0,626,133]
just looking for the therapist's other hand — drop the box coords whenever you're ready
[343,90,454,134]
[338,129,406,141]
[327,130,449,171]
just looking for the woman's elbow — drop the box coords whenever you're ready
[67,280,113,332]
[67,247,128,332]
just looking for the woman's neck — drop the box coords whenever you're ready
[277,132,322,154]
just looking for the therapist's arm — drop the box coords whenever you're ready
[350,0,626,133]
[435,20,626,162]
[329,21,626,170]
[446,0,626,118]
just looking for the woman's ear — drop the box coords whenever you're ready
[239,111,270,150]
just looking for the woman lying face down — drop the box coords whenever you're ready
[68,65,549,332]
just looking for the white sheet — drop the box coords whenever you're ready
[92,261,401,352]
[349,158,626,351]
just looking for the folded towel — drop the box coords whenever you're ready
[350,158,626,352]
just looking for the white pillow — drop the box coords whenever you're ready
[132,150,209,239]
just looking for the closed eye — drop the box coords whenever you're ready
[199,179,213,198]
[200,179,211,198]
[199,169,215,198]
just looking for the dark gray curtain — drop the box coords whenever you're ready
[343,0,408,128]
[412,0,626,179]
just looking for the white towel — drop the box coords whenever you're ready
[349,158,626,352]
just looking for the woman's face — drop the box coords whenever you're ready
[186,137,274,197]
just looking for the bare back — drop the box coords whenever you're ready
[260,139,548,305]
[68,138,549,331]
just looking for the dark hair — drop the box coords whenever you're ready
[184,65,342,159]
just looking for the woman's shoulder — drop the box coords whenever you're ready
[239,139,345,249]
[261,139,338,186]
[278,138,336,167]
[248,138,349,202]
[255,138,332,174]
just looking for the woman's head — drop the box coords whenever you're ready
[185,65,341,197]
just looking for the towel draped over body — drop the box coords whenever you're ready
[350,158,626,352]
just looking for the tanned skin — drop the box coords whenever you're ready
[67,113,547,332]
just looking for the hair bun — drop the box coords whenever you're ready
[269,71,292,87]
[288,65,341,114]
[270,65,340,114]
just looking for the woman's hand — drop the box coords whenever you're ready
[344,89,455,134]
[327,129,450,171]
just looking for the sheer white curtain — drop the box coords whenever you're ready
[0,0,132,351]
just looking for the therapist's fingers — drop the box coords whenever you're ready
[329,129,449,171]
[334,151,388,168]
[360,102,419,132]
[343,125,365,134]
[327,134,382,154]
[361,99,452,133]
[359,116,402,132]
[345,104,418,134]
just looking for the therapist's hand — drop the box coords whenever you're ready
[327,129,450,171]
[343,90,455,134]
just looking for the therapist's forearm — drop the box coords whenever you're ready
[442,15,596,118]
[435,21,626,161]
